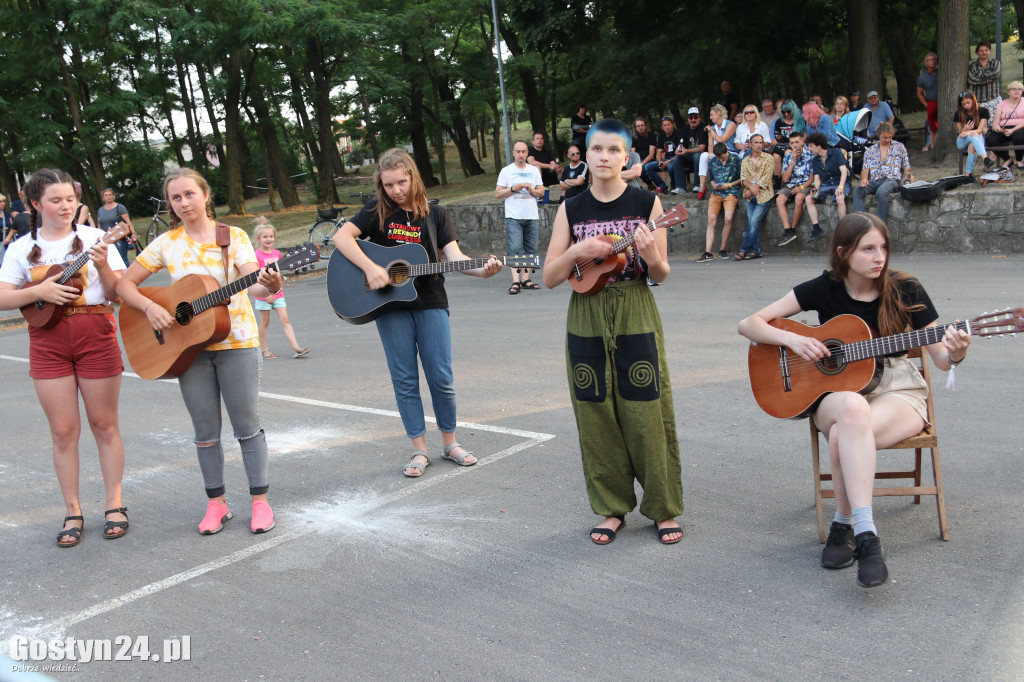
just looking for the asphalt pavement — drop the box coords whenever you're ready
[0,253,1022,681]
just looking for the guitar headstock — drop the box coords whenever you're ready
[652,203,689,231]
[276,243,321,272]
[507,254,542,269]
[970,307,1024,337]
[102,223,131,245]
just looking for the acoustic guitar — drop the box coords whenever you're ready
[327,241,541,325]
[120,243,319,380]
[747,309,1024,419]
[19,223,130,328]
[567,203,688,295]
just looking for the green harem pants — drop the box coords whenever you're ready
[565,280,683,521]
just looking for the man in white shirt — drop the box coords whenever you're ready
[496,141,545,294]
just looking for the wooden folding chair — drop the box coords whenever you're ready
[810,347,948,542]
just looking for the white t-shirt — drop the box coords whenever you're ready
[734,121,772,147]
[0,225,126,305]
[496,163,542,220]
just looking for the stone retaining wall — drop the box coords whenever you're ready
[448,186,1024,256]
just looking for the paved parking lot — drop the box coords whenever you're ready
[1,253,1022,680]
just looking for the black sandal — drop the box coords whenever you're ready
[590,515,625,545]
[103,506,129,540]
[520,279,540,290]
[57,515,84,548]
[657,524,683,545]
[508,282,521,295]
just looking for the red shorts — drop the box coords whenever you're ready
[28,312,123,380]
[926,100,938,133]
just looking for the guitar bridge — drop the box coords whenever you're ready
[779,346,792,392]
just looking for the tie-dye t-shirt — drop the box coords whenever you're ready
[135,225,260,351]
[0,224,127,304]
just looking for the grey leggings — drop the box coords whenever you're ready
[178,347,269,497]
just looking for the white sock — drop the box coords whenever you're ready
[852,506,877,536]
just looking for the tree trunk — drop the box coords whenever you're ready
[355,77,382,162]
[934,0,970,161]
[498,18,546,137]
[174,47,206,171]
[55,46,106,193]
[848,0,884,97]
[308,40,340,205]
[250,87,301,207]
[435,76,485,176]
[221,47,246,215]
[402,45,440,187]
[287,67,320,188]
[195,66,227,168]
[246,105,277,211]
[885,22,921,112]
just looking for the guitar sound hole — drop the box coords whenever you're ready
[389,262,411,285]
[816,339,845,375]
[175,303,193,326]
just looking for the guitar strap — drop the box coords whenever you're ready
[215,222,231,282]
[425,206,440,263]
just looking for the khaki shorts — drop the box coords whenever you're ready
[864,356,929,424]
[708,193,739,216]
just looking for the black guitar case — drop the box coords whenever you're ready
[900,174,974,202]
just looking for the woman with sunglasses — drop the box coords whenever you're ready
[953,91,989,175]
[733,106,772,159]
[986,81,1024,169]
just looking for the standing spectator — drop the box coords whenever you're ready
[631,117,658,188]
[696,104,738,198]
[852,122,912,223]
[987,81,1024,169]
[917,52,939,151]
[496,140,545,294]
[849,91,863,111]
[803,101,839,146]
[832,96,850,125]
[968,40,1002,116]
[642,116,685,194]
[72,182,96,228]
[863,91,895,138]
[736,134,774,260]
[10,188,26,217]
[0,194,11,261]
[96,188,137,265]
[954,90,989,175]
[571,104,593,151]
[8,206,32,243]
[559,144,589,201]
[696,143,742,262]
[761,99,780,131]
[719,81,739,119]
[676,107,708,193]
[803,132,850,243]
[734,105,772,159]
[776,131,814,246]
[527,132,561,195]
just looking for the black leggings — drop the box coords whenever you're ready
[986,128,1024,162]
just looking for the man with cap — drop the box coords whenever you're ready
[863,90,895,138]
[849,91,862,111]
[676,107,709,193]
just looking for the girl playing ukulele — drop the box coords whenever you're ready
[117,169,283,536]
[542,119,684,546]
[738,212,971,587]
[0,169,129,547]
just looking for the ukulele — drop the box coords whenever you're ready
[119,243,319,380]
[19,223,131,328]
[327,241,541,324]
[567,204,688,294]
[747,309,1024,419]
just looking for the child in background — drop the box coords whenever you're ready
[252,217,309,359]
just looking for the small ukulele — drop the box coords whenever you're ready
[747,308,1024,419]
[19,223,131,328]
[567,204,688,294]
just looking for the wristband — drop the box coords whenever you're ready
[144,301,153,314]
[947,353,964,366]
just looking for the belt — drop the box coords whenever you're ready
[64,305,114,316]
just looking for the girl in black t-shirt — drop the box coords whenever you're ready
[332,148,502,478]
[543,119,683,547]
[738,213,970,588]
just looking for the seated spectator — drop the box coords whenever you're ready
[695,143,742,262]
[810,94,825,109]
[776,131,814,246]
[954,90,989,175]
[852,122,912,223]
[803,132,849,243]
[863,91,894,138]
[802,101,839,146]
[631,117,658,188]
[849,90,862,111]
[968,40,1002,115]
[571,104,593,150]
[559,144,589,201]
[734,105,772,159]
[761,99,780,131]
[621,149,645,190]
[676,107,708,194]
[987,81,1024,169]
[772,100,805,177]
[696,104,737,198]
[832,96,850,125]
[643,116,685,194]
[736,134,774,260]
[527,132,562,190]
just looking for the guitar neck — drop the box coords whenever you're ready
[844,320,970,361]
[192,262,278,314]
[409,256,516,278]
[58,239,104,284]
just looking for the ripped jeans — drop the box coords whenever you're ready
[178,347,269,497]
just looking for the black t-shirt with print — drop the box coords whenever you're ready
[656,130,685,157]
[679,125,709,152]
[564,185,656,282]
[350,200,458,310]
[632,133,657,161]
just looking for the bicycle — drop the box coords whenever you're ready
[140,196,170,248]
[307,192,374,257]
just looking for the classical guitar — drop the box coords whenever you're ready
[19,223,131,328]
[327,241,540,325]
[747,309,1024,419]
[120,243,319,380]
[567,203,688,295]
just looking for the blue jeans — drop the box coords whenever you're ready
[852,179,901,223]
[114,238,130,265]
[375,308,457,438]
[956,135,986,173]
[505,217,538,256]
[742,199,771,254]
[643,158,686,191]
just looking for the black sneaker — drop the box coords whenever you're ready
[777,230,797,247]
[695,252,714,263]
[804,227,825,244]
[718,249,728,260]
[821,522,855,569]
[853,532,889,588]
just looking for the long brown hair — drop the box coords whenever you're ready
[374,148,429,227]
[957,91,981,128]
[828,212,924,336]
[163,168,215,229]
[24,169,82,265]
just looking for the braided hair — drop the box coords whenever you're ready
[24,169,82,265]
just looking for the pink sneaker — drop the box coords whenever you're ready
[251,500,275,534]
[198,498,232,535]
